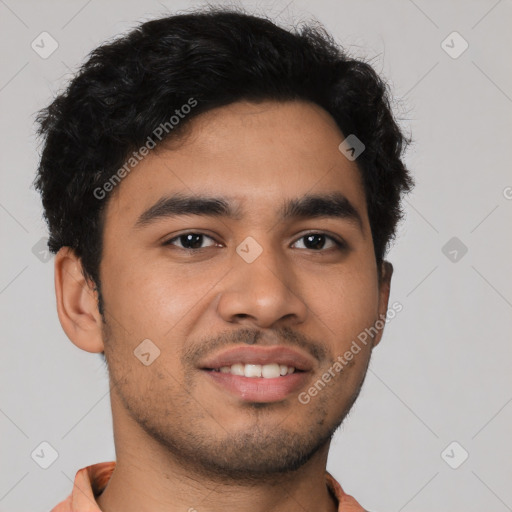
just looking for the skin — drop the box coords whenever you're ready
[55,100,393,512]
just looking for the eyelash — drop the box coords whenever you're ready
[162,231,347,252]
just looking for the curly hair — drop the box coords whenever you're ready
[34,7,413,315]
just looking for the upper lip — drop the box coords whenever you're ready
[199,346,315,372]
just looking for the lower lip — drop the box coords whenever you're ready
[203,370,310,402]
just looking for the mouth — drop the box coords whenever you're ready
[198,346,315,402]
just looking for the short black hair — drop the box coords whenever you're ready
[34,7,413,316]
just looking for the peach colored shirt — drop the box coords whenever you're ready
[51,461,366,511]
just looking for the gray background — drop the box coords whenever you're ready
[1,0,511,511]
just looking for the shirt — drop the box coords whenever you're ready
[50,461,367,511]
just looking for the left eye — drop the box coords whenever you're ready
[292,233,343,251]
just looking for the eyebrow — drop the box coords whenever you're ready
[134,192,363,231]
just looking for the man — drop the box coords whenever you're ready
[35,7,413,511]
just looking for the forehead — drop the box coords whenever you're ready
[104,100,368,227]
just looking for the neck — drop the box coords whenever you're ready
[96,395,338,512]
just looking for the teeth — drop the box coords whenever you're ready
[261,363,281,378]
[231,363,245,376]
[215,363,296,378]
[244,364,262,378]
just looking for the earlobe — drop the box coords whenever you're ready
[373,261,394,347]
[54,247,105,353]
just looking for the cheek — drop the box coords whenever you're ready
[105,273,169,336]
[101,254,221,342]
[305,263,380,345]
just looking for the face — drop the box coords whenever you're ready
[94,100,391,482]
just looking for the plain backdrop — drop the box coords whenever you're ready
[1,0,511,511]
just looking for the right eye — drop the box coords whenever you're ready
[162,232,220,250]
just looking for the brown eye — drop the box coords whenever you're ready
[292,233,345,251]
[164,233,217,250]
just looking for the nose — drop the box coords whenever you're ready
[216,242,308,329]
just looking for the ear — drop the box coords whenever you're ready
[54,247,105,353]
[372,261,393,348]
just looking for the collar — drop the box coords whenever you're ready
[51,461,366,511]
